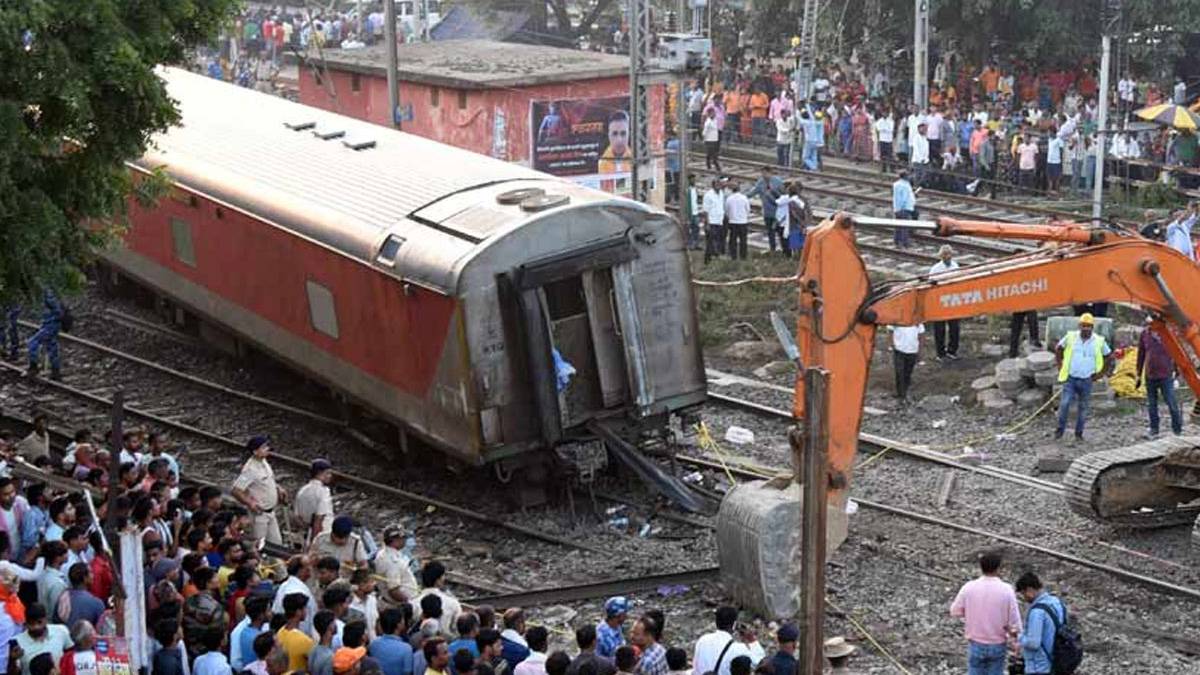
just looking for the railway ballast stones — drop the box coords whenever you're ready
[973,350,1061,408]
[724,341,782,362]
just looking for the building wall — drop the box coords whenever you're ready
[298,67,667,204]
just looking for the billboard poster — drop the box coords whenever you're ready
[95,636,132,675]
[531,96,632,196]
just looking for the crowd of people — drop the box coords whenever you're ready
[685,55,1199,199]
[0,416,893,675]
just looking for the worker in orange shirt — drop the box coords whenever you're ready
[724,86,745,143]
[749,88,770,145]
[980,65,1000,102]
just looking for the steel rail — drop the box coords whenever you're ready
[0,364,605,554]
[18,319,346,427]
[700,146,1122,225]
[704,391,1064,494]
[671,453,1200,601]
[463,566,721,608]
[853,497,1200,601]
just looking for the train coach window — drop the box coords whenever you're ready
[305,280,340,339]
[169,217,196,268]
[351,73,362,93]
[457,90,467,110]
[376,235,405,266]
[543,276,587,320]
[431,87,440,108]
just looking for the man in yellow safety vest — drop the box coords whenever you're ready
[1054,313,1114,441]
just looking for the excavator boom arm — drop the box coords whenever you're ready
[795,213,1200,519]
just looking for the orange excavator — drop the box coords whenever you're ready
[793,213,1200,540]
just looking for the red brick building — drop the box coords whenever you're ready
[298,40,666,204]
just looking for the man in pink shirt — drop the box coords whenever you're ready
[950,550,1022,675]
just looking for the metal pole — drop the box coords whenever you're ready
[677,0,689,206]
[678,80,689,207]
[384,0,400,129]
[356,0,364,39]
[797,367,829,675]
[1092,35,1111,224]
[628,0,652,203]
[106,389,124,533]
[421,0,430,40]
[913,0,929,111]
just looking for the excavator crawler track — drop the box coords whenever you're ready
[1063,436,1200,529]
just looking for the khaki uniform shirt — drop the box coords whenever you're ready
[233,457,279,511]
[293,480,334,535]
[310,532,367,574]
[374,546,419,606]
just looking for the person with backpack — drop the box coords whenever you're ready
[1015,572,1081,675]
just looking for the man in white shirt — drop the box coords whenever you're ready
[724,183,751,261]
[928,246,960,361]
[926,107,944,158]
[701,179,726,262]
[692,607,763,675]
[1127,134,1142,160]
[774,114,794,167]
[810,77,830,104]
[909,122,930,187]
[1110,132,1130,159]
[1175,79,1188,105]
[891,323,924,405]
[703,109,721,171]
[1118,75,1136,117]
[875,112,895,173]
[272,556,318,638]
[1046,131,1064,195]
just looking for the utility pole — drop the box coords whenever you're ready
[1092,34,1111,224]
[629,0,653,203]
[913,0,929,110]
[793,0,820,102]
[677,0,689,210]
[385,0,400,129]
[796,368,830,674]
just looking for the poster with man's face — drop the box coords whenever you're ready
[531,97,632,193]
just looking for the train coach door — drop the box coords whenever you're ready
[511,240,639,442]
[580,269,628,409]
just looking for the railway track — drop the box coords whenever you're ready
[697,388,1200,592]
[683,151,1053,275]
[699,145,1104,226]
[1,319,608,554]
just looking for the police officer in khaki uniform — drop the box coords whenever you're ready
[293,458,334,548]
[231,435,287,545]
[374,526,419,608]
[310,515,368,576]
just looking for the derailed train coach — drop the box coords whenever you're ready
[106,67,706,492]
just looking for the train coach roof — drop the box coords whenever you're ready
[137,67,571,290]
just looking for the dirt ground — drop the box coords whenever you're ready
[693,250,1200,673]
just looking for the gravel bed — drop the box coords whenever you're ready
[3,284,717,593]
[5,284,1198,672]
[704,343,1200,673]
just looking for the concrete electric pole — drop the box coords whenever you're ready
[1092,35,1110,224]
[913,0,929,110]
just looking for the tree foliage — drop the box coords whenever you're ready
[0,0,237,305]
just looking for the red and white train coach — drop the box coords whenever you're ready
[109,67,706,482]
